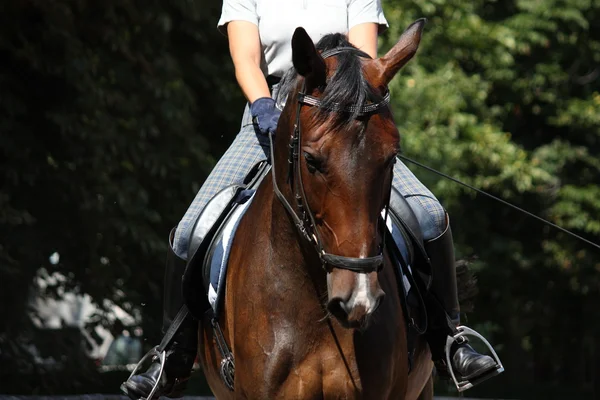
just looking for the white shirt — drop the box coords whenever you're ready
[217,0,388,78]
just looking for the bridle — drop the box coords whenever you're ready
[268,46,393,274]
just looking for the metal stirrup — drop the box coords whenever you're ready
[445,326,505,392]
[123,305,190,399]
[122,346,167,400]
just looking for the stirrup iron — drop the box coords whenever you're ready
[445,326,504,392]
[121,346,167,400]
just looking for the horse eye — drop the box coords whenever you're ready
[303,152,321,174]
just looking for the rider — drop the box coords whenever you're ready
[121,0,501,398]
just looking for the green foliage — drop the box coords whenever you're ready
[382,0,600,397]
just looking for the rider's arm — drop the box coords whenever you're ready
[347,0,388,58]
[227,21,271,103]
[348,23,380,58]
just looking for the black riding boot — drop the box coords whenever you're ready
[121,229,198,400]
[424,215,501,389]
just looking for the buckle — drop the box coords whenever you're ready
[220,354,235,391]
[211,317,235,391]
[122,346,167,400]
[445,326,504,392]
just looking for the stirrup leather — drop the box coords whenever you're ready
[445,326,504,392]
[211,317,235,390]
[122,346,167,400]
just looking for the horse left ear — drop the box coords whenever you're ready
[292,27,326,88]
[375,18,426,86]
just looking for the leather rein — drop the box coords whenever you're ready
[268,46,393,274]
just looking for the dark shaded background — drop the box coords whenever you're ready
[1,0,599,398]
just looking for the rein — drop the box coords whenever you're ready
[268,46,392,273]
[399,155,600,252]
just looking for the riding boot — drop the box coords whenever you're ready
[121,228,199,400]
[424,215,500,388]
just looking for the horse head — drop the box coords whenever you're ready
[272,20,425,329]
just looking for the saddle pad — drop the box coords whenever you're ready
[385,212,413,295]
[207,191,256,313]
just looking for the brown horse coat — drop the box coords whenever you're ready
[199,20,434,400]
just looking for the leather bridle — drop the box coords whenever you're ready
[268,47,393,274]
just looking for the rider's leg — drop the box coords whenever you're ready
[422,216,498,381]
[121,229,196,399]
[172,104,272,260]
[121,103,271,400]
[391,160,499,384]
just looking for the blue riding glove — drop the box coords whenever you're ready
[250,97,281,136]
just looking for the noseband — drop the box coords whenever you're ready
[268,47,392,274]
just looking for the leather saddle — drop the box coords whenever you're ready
[181,160,270,318]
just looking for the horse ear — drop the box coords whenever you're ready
[292,27,326,87]
[376,18,426,86]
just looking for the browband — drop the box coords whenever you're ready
[297,91,390,116]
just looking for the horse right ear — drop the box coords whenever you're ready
[292,27,326,88]
[376,18,426,86]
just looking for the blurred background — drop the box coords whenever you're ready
[1,0,599,398]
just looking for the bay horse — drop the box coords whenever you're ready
[199,20,434,399]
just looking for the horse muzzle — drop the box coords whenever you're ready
[326,269,385,329]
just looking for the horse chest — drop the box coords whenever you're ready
[230,319,406,399]
[212,191,412,398]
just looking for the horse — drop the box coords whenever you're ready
[198,20,434,399]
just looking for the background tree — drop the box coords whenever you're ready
[0,0,240,393]
[381,0,600,397]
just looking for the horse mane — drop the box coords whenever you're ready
[276,33,381,125]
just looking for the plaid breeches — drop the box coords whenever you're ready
[173,104,446,259]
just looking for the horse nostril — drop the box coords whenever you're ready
[373,290,385,313]
[327,297,349,322]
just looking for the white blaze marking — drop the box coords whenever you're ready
[351,273,372,312]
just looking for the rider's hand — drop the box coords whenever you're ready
[250,97,281,136]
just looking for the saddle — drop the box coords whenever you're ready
[181,160,270,318]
